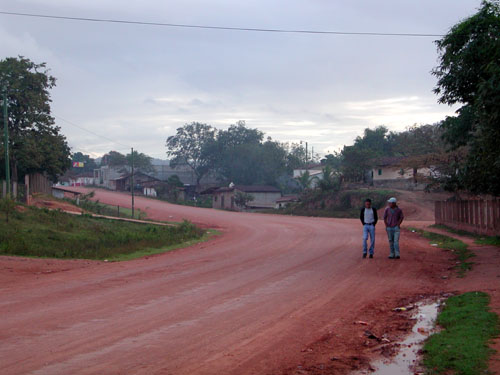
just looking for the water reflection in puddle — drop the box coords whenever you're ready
[354,301,441,375]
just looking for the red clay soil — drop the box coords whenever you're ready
[31,194,83,213]
[0,188,498,375]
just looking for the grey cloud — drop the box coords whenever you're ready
[0,0,480,157]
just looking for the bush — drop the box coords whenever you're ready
[0,197,17,222]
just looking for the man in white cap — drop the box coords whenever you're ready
[383,197,404,259]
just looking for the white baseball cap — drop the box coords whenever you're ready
[388,197,397,203]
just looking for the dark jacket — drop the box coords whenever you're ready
[360,207,378,225]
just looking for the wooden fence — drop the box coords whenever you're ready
[27,173,52,195]
[435,200,500,236]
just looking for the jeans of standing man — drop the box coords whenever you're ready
[386,226,401,257]
[363,224,375,255]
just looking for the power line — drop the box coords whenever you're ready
[0,11,445,37]
[55,115,131,150]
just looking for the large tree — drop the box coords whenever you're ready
[126,150,153,173]
[213,122,288,186]
[393,124,445,183]
[337,126,395,182]
[433,0,500,195]
[166,122,217,189]
[101,151,127,167]
[0,56,71,182]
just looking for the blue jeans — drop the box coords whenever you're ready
[386,226,401,257]
[363,224,375,255]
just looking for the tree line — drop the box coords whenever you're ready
[166,120,313,190]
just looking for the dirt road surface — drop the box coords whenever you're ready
[1,188,499,375]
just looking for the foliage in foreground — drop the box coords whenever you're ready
[423,292,499,375]
[0,56,71,182]
[0,206,204,260]
[433,0,500,195]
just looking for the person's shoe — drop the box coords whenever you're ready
[363,253,367,258]
[369,254,373,259]
[388,256,395,259]
[395,256,400,259]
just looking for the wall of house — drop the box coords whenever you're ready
[144,187,157,197]
[213,191,235,210]
[372,167,431,181]
[247,192,282,209]
[213,190,281,210]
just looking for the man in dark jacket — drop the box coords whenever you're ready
[360,198,378,258]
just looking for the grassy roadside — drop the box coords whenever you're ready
[66,194,146,220]
[409,228,474,277]
[0,205,210,260]
[423,292,499,375]
[431,224,500,247]
[108,228,219,261]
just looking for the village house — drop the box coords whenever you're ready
[371,157,432,190]
[292,164,324,188]
[275,195,299,209]
[150,160,218,188]
[212,185,282,211]
[93,165,127,190]
[57,172,95,187]
[111,171,160,193]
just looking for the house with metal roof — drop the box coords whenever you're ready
[212,184,281,211]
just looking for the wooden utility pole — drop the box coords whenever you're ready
[2,85,10,196]
[131,147,135,218]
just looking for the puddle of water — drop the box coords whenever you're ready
[354,300,440,375]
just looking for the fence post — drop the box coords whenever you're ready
[480,200,485,230]
[486,200,492,232]
[25,175,30,205]
[117,205,120,217]
[494,200,499,234]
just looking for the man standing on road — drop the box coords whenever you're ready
[384,197,404,259]
[360,198,378,259]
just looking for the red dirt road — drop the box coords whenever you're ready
[1,189,498,375]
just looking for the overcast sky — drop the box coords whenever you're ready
[0,1,481,159]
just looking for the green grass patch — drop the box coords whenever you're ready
[430,224,500,248]
[423,292,499,375]
[108,229,219,261]
[410,228,474,277]
[475,236,500,247]
[0,206,207,260]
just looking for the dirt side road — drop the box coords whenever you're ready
[0,188,496,375]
